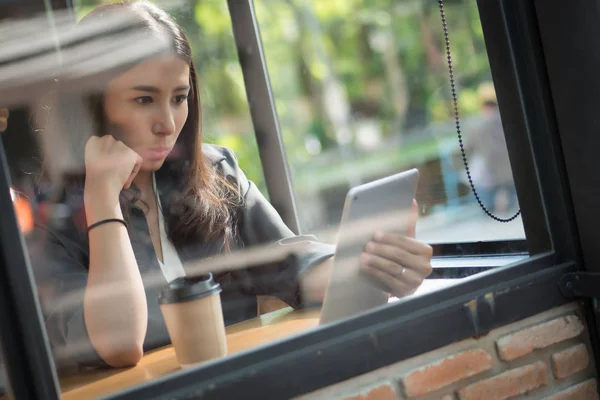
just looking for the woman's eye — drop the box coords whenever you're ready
[135,96,153,104]
[174,95,188,104]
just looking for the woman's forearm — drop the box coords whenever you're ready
[83,194,147,367]
[300,258,334,304]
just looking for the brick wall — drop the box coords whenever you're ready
[295,303,598,400]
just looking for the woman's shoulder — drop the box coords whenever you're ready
[202,144,243,178]
[202,143,251,197]
[202,144,237,165]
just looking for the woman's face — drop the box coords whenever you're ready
[103,53,190,172]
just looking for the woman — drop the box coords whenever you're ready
[31,1,433,370]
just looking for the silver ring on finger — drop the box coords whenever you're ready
[401,266,406,276]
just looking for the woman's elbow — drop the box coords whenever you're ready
[99,344,144,368]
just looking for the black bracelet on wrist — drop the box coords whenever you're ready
[87,218,128,232]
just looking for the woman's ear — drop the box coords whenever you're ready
[0,108,9,132]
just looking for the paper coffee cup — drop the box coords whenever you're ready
[158,274,227,368]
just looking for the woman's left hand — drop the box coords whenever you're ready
[359,200,433,298]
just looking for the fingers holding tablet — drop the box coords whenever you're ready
[360,232,433,297]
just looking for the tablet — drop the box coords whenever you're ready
[319,168,419,325]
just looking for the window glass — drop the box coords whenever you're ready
[0,1,532,398]
[255,0,525,245]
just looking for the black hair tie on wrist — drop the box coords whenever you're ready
[87,218,128,232]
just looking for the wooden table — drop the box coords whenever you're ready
[57,307,320,400]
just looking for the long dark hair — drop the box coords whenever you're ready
[81,1,242,252]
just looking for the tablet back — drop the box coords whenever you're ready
[319,169,419,325]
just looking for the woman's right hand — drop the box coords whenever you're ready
[84,135,143,201]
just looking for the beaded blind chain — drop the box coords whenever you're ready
[438,0,521,223]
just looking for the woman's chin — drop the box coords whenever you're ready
[142,159,166,172]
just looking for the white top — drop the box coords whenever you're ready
[153,174,186,283]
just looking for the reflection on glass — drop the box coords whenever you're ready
[254,0,525,244]
[0,0,536,398]
[0,1,435,397]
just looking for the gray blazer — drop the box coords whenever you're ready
[28,144,334,370]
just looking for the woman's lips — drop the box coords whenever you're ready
[144,147,171,161]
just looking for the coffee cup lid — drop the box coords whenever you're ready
[158,273,221,305]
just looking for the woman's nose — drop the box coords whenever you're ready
[153,107,176,136]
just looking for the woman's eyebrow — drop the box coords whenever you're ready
[130,85,190,92]
[131,85,160,93]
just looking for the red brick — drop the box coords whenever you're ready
[402,349,493,397]
[551,344,589,379]
[544,379,599,400]
[341,383,398,400]
[458,361,548,400]
[496,315,585,361]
